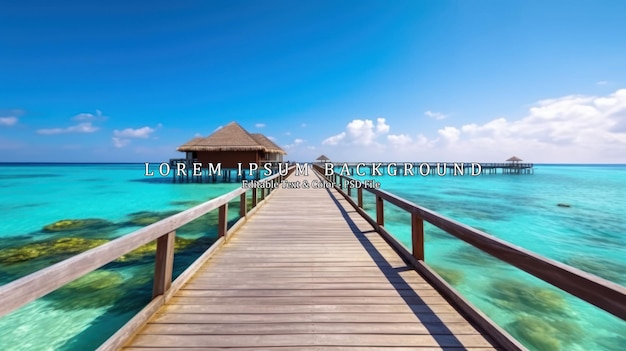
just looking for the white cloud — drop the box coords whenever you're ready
[0,116,18,126]
[194,133,202,137]
[446,89,626,161]
[285,131,291,136]
[596,81,608,85]
[415,134,436,148]
[255,123,266,128]
[113,126,155,139]
[72,110,106,121]
[267,136,277,141]
[319,89,626,162]
[425,110,448,120]
[375,118,390,134]
[346,119,378,145]
[112,137,130,148]
[37,122,99,135]
[301,123,307,128]
[322,132,346,146]
[437,126,461,143]
[283,138,307,149]
[322,118,390,147]
[38,110,107,135]
[111,125,160,148]
[387,134,413,146]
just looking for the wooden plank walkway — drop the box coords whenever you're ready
[122,170,499,350]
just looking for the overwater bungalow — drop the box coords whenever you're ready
[506,155,523,164]
[176,122,286,168]
[315,154,330,163]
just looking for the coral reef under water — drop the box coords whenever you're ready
[430,265,464,285]
[507,314,582,351]
[488,279,570,316]
[47,270,127,310]
[42,219,116,233]
[0,237,109,264]
[115,236,196,264]
[449,245,503,268]
[564,255,626,285]
[124,210,180,226]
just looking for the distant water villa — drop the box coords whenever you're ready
[482,156,534,174]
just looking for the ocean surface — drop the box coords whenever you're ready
[0,163,624,351]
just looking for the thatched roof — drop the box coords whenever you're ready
[316,155,330,161]
[177,122,286,154]
[251,134,286,155]
[506,156,523,162]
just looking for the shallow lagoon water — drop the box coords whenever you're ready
[350,164,626,351]
[0,163,625,350]
[0,163,242,350]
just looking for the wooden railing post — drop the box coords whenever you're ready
[357,187,363,208]
[240,193,247,218]
[252,188,257,207]
[260,186,266,200]
[218,203,228,238]
[376,196,384,227]
[347,181,352,196]
[152,231,176,298]
[412,213,424,260]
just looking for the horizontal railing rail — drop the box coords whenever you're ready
[312,164,625,321]
[0,166,295,319]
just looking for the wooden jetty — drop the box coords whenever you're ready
[0,166,624,350]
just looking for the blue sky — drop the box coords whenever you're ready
[1,0,625,162]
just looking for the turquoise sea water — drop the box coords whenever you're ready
[0,163,624,351]
[0,163,243,351]
[349,164,626,351]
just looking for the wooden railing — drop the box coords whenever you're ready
[313,165,626,322]
[0,166,295,349]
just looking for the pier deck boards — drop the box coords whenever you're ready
[122,171,498,350]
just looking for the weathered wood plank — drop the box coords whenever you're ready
[175,288,443,298]
[140,322,481,335]
[189,276,428,284]
[169,295,452,306]
[124,347,501,351]
[181,283,434,291]
[191,271,429,278]
[160,303,458,314]
[128,333,494,348]
[150,312,472,324]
